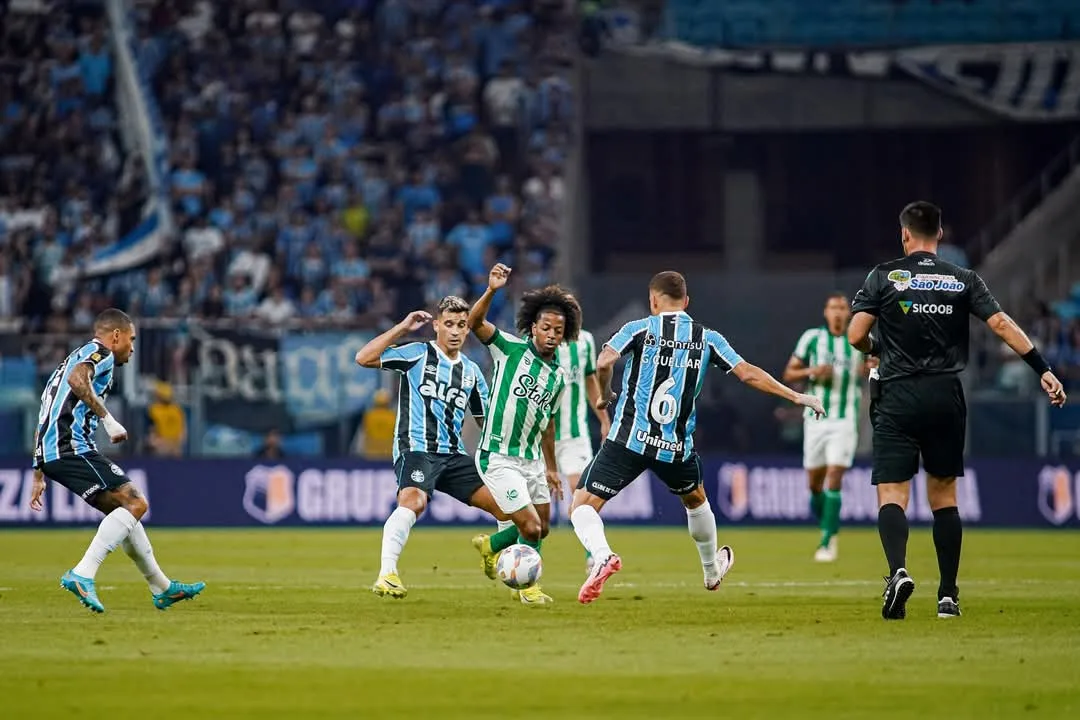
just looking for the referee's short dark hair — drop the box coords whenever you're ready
[899,201,942,239]
[649,271,687,300]
[94,308,133,333]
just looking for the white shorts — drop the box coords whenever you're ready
[475,451,551,514]
[803,419,857,469]
[555,436,594,477]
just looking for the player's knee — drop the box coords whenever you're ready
[680,485,708,510]
[518,518,542,543]
[124,495,148,520]
[539,519,550,539]
[398,487,427,515]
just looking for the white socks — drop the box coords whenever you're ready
[73,507,138,579]
[122,522,171,594]
[570,505,612,563]
[379,506,417,576]
[496,519,514,533]
[687,501,718,571]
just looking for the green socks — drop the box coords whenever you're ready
[820,489,842,547]
[489,525,520,553]
[489,525,543,555]
[810,490,825,521]
[517,534,541,554]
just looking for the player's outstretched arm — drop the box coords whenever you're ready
[468,263,512,344]
[732,361,826,418]
[354,310,432,368]
[985,311,1067,407]
[68,362,127,442]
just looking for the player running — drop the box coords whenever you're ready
[468,263,577,605]
[30,309,205,614]
[569,272,825,604]
[783,292,873,562]
[554,325,610,501]
[355,297,508,599]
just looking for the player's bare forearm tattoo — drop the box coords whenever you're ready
[67,363,108,418]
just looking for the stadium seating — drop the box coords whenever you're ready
[0,0,574,334]
[662,0,1080,48]
[0,0,148,327]
[130,0,571,329]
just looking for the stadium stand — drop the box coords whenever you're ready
[129,0,573,330]
[1,0,575,333]
[661,0,1080,48]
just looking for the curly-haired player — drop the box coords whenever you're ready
[468,264,580,605]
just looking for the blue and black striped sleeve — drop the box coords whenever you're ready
[605,319,649,355]
[705,330,743,372]
[379,342,426,373]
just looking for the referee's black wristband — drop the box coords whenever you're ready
[868,335,881,357]
[1022,348,1051,376]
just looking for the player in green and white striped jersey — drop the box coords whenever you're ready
[467,263,582,605]
[783,292,873,562]
[554,329,611,492]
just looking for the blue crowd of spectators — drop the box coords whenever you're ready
[0,0,149,332]
[130,0,572,331]
[2,0,575,337]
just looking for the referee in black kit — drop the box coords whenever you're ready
[847,201,1067,621]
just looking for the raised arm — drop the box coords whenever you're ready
[468,263,512,344]
[354,310,432,368]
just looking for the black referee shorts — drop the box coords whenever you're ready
[870,374,966,485]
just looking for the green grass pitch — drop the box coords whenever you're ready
[1,526,1078,718]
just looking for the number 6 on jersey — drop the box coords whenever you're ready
[649,377,678,425]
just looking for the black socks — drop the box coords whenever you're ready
[932,506,962,600]
[878,503,909,576]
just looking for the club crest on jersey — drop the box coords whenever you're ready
[411,469,425,484]
[109,463,124,476]
[513,373,554,411]
[462,374,476,388]
[887,270,912,290]
[419,379,469,409]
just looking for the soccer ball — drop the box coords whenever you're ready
[496,544,543,589]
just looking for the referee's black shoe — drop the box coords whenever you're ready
[881,568,916,620]
[937,596,961,619]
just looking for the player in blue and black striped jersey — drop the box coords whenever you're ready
[355,296,508,598]
[569,272,825,604]
[30,309,205,614]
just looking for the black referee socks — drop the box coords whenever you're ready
[933,506,963,601]
[878,503,909,576]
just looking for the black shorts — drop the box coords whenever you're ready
[578,440,702,500]
[38,451,132,502]
[870,374,966,485]
[394,452,484,505]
